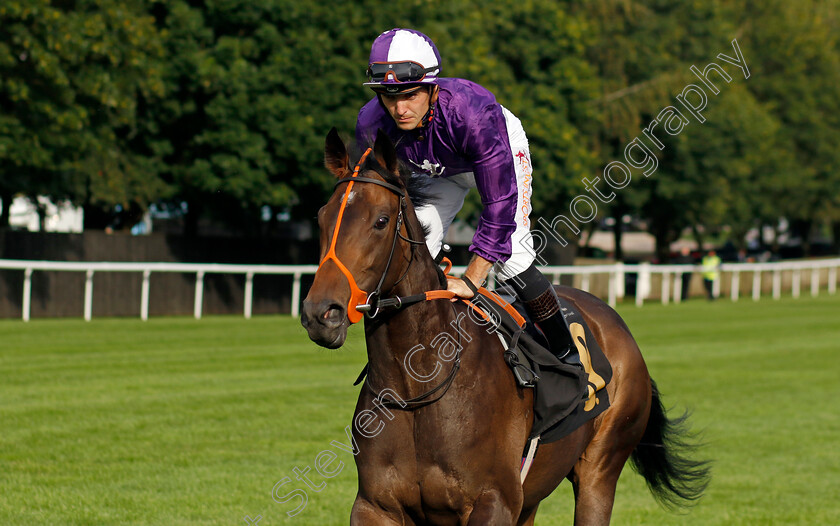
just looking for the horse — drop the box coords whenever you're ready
[301,128,710,525]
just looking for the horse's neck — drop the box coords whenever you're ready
[363,255,455,399]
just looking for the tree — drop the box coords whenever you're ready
[414,0,601,254]
[732,0,840,254]
[138,0,404,235]
[580,0,739,259]
[0,0,168,230]
[639,85,794,260]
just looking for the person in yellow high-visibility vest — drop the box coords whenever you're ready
[701,250,722,300]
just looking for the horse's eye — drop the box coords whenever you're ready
[374,216,390,230]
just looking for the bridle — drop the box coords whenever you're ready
[318,148,425,323]
[318,148,466,410]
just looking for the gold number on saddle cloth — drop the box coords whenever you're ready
[570,323,607,412]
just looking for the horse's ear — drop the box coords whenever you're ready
[373,129,399,174]
[325,127,348,178]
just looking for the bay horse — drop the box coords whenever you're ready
[301,128,710,525]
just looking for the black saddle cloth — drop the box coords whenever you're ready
[469,288,612,443]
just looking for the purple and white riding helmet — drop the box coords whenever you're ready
[363,28,441,94]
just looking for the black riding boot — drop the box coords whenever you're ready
[505,264,581,368]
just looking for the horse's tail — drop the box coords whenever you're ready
[630,379,712,509]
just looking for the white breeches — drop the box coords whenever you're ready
[414,106,535,280]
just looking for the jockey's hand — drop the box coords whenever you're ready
[447,277,476,300]
[446,254,492,301]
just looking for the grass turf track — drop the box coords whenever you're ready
[1,295,838,525]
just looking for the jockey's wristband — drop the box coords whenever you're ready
[461,276,479,295]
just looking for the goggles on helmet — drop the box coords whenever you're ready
[367,61,438,84]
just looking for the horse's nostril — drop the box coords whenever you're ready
[322,303,345,327]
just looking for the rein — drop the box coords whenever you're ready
[356,301,463,411]
[359,256,457,312]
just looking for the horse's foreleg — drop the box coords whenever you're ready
[465,489,519,525]
[350,497,404,526]
[516,504,539,526]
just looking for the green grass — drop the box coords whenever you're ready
[1,295,839,525]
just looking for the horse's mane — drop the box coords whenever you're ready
[351,145,447,289]
[352,147,435,210]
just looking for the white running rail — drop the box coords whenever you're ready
[1,257,838,321]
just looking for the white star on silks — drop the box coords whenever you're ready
[411,159,445,177]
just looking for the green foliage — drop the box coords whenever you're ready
[1,0,839,249]
[636,84,795,258]
[735,0,840,234]
[141,0,391,232]
[0,0,168,227]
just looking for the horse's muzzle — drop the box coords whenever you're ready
[300,299,348,348]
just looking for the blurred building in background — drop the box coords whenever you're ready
[0,196,83,233]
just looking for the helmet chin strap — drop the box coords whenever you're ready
[417,85,439,129]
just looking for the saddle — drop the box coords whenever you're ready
[466,287,612,443]
[350,272,613,444]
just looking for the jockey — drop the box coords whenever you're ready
[355,28,579,368]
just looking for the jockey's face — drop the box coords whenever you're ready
[379,88,431,130]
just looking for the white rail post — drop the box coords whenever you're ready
[244,271,254,319]
[661,271,670,305]
[615,262,625,301]
[291,271,303,317]
[580,273,590,292]
[84,269,94,321]
[731,270,740,302]
[810,268,820,297]
[141,269,151,321]
[829,266,837,295]
[552,272,561,286]
[751,269,761,301]
[607,269,618,308]
[636,263,650,307]
[22,267,33,322]
[194,270,205,319]
[792,269,801,298]
[772,269,781,300]
[713,274,721,299]
[673,272,682,304]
